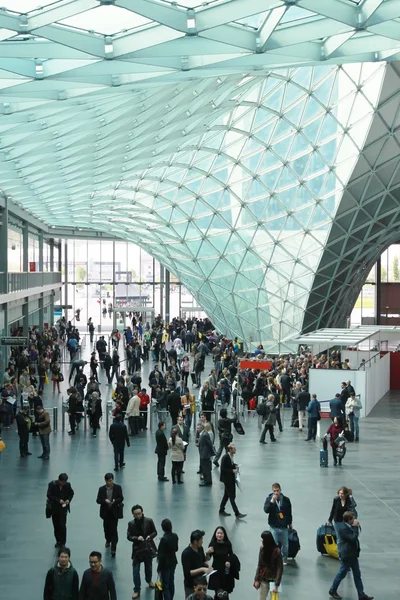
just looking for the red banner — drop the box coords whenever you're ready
[239,360,272,371]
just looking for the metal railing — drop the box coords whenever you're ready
[0,271,62,294]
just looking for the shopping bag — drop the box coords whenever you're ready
[271,590,279,600]
[45,373,49,385]
[0,440,6,453]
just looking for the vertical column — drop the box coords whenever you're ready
[376,257,381,325]
[38,231,44,272]
[112,241,116,330]
[49,293,55,327]
[0,304,8,385]
[0,197,8,293]
[165,269,170,324]
[39,296,44,331]
[64,240,68,317]
[152,258,156,309]
[49,238,54,272]
[23,222,29,272]
[57,242,62,272]
[22,300,29,338]
[159,265,164,319]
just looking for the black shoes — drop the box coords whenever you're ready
[68,431,75,435]
[219,510,231,516]
[270,439,277,442]
[235,513,247,519]
[105,542,110,548]
[259,440,267,444]
[158,477,169,482]
[114,467,119,471]
[26,452,32,455]
[199,482,212,487]
[329,591,341,599]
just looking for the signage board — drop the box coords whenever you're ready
[54,305,73,310]
[1,336,28,346]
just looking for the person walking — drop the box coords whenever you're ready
[207,526,239,598]
[43,546,79,600]
[219,443,246,519]
[263,482,293,565]
[168,427,185,484]
[167,388,181,425]
[259,395,277,444]
[327,487,358,555]
[79,551,117,600]
[127,504,157,599]
[16,404,32,457]
[47,473,74,548]
[88,392,102,438]
[126,393,140,436]
[51,360,62,394]
[108,414,130,472]
[67,387,79,436]
[35,404,51,459]
[96,473,124,557]
[253,530,283,600]
[155,421,169,482]
[181,530,213,599]
[305,393,320,442]
[329,512,374,600]
[198,424,215,487]
[157,518,179,600]
[346,392,363,442]
[138,388,150,431]
[325,416,345,466]
[213,408,236,467]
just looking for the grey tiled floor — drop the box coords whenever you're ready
[1,350,399,599]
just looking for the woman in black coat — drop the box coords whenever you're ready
[206,526,239,597]
[327,486,357,551]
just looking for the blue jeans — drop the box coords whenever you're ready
[185,412,192,429]
[160,567,175,600]
[331,557,364,597]
[270,527,289,561]
[132,557,153,593]
[40,433,50,457]
[349,414,359,438]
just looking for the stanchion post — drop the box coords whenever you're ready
[53,407,58,432]
[62,407,65,431]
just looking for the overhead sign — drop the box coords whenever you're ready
[54,305,73,310]
[239,360,272,371]
[1,337,28,346]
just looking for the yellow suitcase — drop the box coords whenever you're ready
[323,533,339,559]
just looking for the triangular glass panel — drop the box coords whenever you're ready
[263,85,285,112]
[271,136,293,159]
[290,68,313,91]
[283,101,305,128]
[283,82,308,108]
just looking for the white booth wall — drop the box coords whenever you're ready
[309,352,390,418]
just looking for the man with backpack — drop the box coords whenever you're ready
[43,546,79,600]
[259,394,277,443]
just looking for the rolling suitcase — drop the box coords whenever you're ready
[288,528,300,558]
[320,437,328,467]
[316,524,336,554]
[324,533,339,559]
[344,429,354,442]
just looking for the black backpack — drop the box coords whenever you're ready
[256,402,268,416]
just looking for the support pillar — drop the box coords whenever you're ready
[38,231,44,272]
[0,198,8,293]
[165,269,170,324]
[49,239,54,272]
[57,242,62,272]
[64,241,69,320]
[376,257,381,325]
[159,266,164,319]
[22,300,29,338]
[49,293,55,327]
[39,296,44,331]
[23,222,29,272]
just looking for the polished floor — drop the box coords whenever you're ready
[1,343,399,599]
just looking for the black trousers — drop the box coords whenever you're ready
[157,453,166,479]
[69,413,76,433]
[260,423,276,442]
[200,458,212,484]
[171,461,183,483]
[113,445,125,468]
[103,514,118,552]
[19,432,29,456]
[105,367,111,383]
[307,417,318,441]
[52,509,68,545]
[220,484,239,516]
[276,408,283,432]
[170,412,178,426]
[128,416,139,435]
[140,410,148,430]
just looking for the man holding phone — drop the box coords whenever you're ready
[263,482,292,565]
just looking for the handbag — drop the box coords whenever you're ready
[271,592,279,600]
[154,581,163,600]
[0,440,6,453]
[135,539,157,562]
[58,372,64,382]
[45,501,53,519]
[234,420,245,435]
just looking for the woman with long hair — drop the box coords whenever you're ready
[325,416,345,466]
[253,530,283,600]
[168,427,185,484]
[207,526,238,598]
[327,486,358,553]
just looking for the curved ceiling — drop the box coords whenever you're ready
[1,1,400,349]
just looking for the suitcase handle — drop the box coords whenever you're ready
[325,534,335,544]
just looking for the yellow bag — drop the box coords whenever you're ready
[271,591,279,600]
[45,373,49,385]
[324,534,339,559]
[0,440,6,453]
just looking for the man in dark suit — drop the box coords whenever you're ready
[219,444,246,518]
[176,380,186,398]
[127,505,158,598]
[155,421,169,482]
[167,389,181,425]
[96,472,124,557]
[329,511,373,600]
[108,414,130,471]
[330,393,345,421]
[198,424,215,487]
[47,473,75,547]
[79,551,116,600]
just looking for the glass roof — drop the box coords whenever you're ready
[0,0,398,349]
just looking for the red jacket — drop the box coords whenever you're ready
[138,393,150,410]
[326,423,343,448]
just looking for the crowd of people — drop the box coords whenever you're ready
[0,315,374,600]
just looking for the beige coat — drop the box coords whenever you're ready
[126,395,140,418]
[168,436,185,462]
[37,410,52,435]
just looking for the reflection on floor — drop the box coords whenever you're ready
[1,345,399,599]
